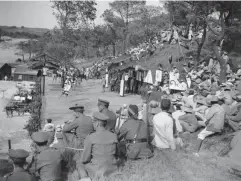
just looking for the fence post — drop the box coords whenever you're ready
[8,140,11,150]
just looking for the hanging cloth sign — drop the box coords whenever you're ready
[155,70,162,82]
[144,70,153,84]
[43,67,48,76]
[105,73,109,88]
[120,79,124,97]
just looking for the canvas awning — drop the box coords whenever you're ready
[135,65,146,71]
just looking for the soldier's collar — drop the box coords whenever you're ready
[13,167,26,172]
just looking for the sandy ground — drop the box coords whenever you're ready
[0,81,30,152]
[44,77,142,125]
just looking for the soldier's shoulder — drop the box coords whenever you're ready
[7,171,33,181]
[83,115,92,121]
[86,131,96,138]
[39,147,62,156]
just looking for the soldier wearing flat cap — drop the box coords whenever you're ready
[76,112,118,180]
[97,98,117,132]
[117,104,153,160]
[1,149,37,181]
[62,104,94,149]
[28,132,63,181]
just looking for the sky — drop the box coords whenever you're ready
[0,0,162,29]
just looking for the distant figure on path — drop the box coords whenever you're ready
[101,76,106,92]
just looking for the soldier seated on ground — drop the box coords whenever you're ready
[76,112,118,181]
[28,132,63,181]
[0,149,37,181]
[178,106,200,133]
[117,104,153,160]
[97,99,117,132]
[62,104,94,149]
[43,119,55,146]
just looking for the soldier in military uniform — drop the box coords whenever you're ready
[0,149,37,181]
[28,132,63,181]
[117,104,153,160]
[97,99,116,132]
[76,112,118,180]
[62,104,94,149]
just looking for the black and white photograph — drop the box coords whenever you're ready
[0,0,241,181]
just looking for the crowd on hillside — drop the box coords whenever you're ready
[2,50,241,181]
[2,23,241,181]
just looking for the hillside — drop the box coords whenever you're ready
[0,26,49,39]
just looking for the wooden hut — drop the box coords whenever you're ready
[13,65,38,82]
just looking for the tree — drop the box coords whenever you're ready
[107,1,146,53]
[102,9,124,56]
[52,1,96,30]
[51,1,97,60]
[136,5,164,41]
[16,41,28,61]
[206,1,241,82]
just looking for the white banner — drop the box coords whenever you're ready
[120,80,124,97]
[155,70,162,82]
[144,70,153,84]
[43,67,48,76]
[105,74,109,88]
[169,72,185,91]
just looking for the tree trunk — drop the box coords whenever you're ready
[112,42,116,57]
[29,51,32,59]
[213,44,226,83]
[22,54,24,61]
[196,23,207,62]
[184,23,190,38]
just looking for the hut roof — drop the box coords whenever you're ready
[14,65,38,75]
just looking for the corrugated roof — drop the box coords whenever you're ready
[14,65,38,75]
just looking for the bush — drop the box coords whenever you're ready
[24,81,42,136]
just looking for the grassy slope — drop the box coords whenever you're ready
[67,46,240,181]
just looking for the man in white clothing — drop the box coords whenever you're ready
[152,99,176,150]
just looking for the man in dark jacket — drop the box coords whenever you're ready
[62,104,94,149]
[29,132,63,181]
[117,104,153,160]
[76,112,118,180]
[1,149,37,181]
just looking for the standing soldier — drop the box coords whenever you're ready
[28,132,63,181]
[76,112,118,180]
[62,104,94,149]
[97,99,116,132]
[2,149,37,181]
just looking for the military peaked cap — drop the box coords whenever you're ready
[9,149,29,159]
[31,131,49,144]
[98,98,110,106]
